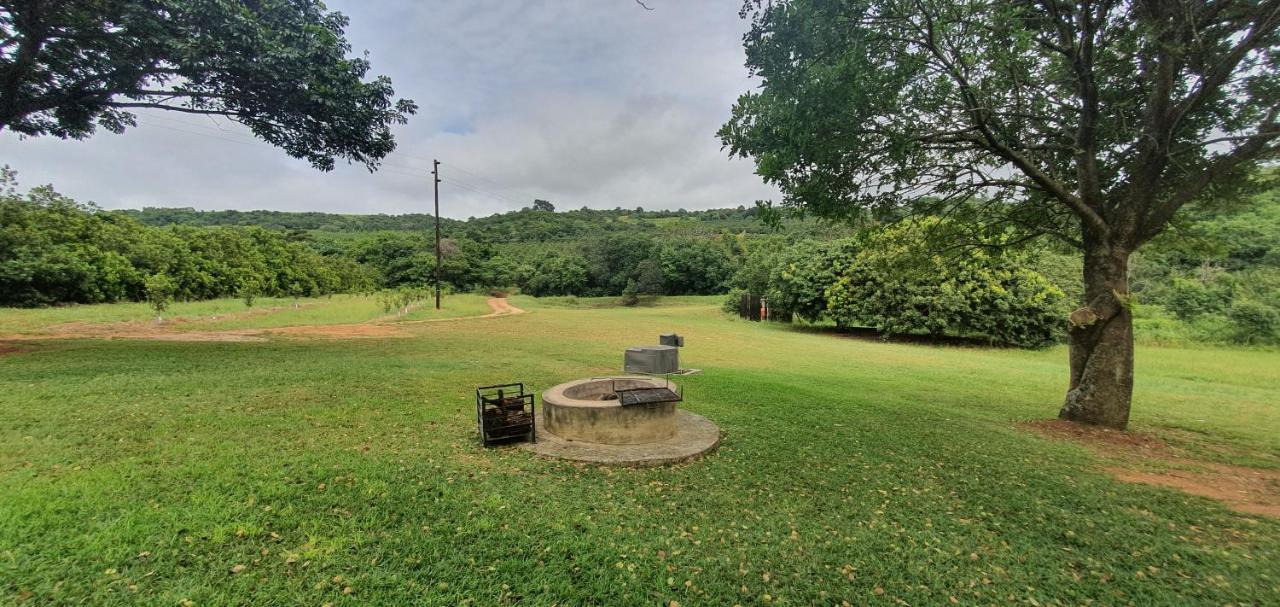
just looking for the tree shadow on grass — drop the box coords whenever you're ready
[780,322,1025,349]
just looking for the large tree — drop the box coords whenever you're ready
[0,0,416,170]
[721,0,1280,429]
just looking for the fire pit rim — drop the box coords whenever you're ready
[543,376,675,409]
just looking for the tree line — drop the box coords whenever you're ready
[4,173,1275,347]
[334,230,737,299]
[0,176,373,307]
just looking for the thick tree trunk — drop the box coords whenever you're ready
[1059,236,1134,429]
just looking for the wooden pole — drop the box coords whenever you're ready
[433,159,441,310]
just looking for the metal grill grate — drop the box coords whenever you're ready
[616,387,681,406]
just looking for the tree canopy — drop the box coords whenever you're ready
[0,0,416,170]
[721,0,1280,429]
[722,0,1280,243]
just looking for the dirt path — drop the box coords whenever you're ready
[1025,419,1280,518]
[486,297,524,316]
[0,298,527,343]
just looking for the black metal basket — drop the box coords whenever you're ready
[475,383,536,446]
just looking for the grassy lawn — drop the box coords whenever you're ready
[1,297,1277,605]
[0,294,495,336]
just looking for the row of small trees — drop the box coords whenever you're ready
[377,287,432,317]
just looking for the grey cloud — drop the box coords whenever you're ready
[0,0,777,218]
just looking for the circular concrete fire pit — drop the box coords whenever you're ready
[523,376,719,466]
[543,376,678,444]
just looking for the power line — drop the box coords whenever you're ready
[442,178,526,206]
[137,119,272,149]
[396,150,544,203]
[444,161,544,204]
[441,173,524,202]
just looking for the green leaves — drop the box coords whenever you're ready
[144,273,176,318]
[722,0,1280,247]
[1,0,416,171]
[0,182,372,307]
[825,218,1065,347]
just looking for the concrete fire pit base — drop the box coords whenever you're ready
[521,409,720,467]
[542,376,681,444]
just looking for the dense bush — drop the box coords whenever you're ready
[728,218,1066,348]
[657,239,733,295]
[1121,186,1280,345]
[0,183,373,307]
[520,255,589,296]
[1164,277,1233,320]
[1227,300,1280,344]
[825,219,1065,347]
[771,239,862,322]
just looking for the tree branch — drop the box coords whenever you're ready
[911,0,1110,236]
[106,101,239,117]
[1140,104,1280,241]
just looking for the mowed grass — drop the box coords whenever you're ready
[0,297,1278,605]
[0,293,494,335]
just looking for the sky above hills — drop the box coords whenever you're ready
[0,1,780,219]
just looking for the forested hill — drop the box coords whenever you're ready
[118,205,846,242]
[118,207,453,233]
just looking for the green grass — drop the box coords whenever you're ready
[0,294,495,335]
[397,296,495,323]
[1,297,1278,605]
[0,297,296,334]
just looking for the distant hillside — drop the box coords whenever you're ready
[117,207,456,233]
[117,205,851,243]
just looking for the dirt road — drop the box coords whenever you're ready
[0,298,527,342]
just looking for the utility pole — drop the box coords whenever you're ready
[433,159,441,310]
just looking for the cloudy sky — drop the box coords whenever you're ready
[0,1,779,219]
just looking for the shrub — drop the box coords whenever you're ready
[723,288,748,316]
[239,280,259,307]
[1227,299,1280,344]
[1131,304,1196,346]
[1165,277,1232,320]
[825,218,1064,348]
[145,273,176,321]
[620,280,640,306]
[771,239,861,322]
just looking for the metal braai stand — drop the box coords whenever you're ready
[617,334,688,407]
[475,383,536,446]
[615,382,681,406]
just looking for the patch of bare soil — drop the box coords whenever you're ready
[1025,419,1280,517]
[1106,466,1280,517]
[0,323,267,342]
[265,324,408,339]
[0,326,268,342]
[0,343,31,356]
[486,297,524,316]
[0,298,526,343]
[128,331,268,342]
[394,297,526,326]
